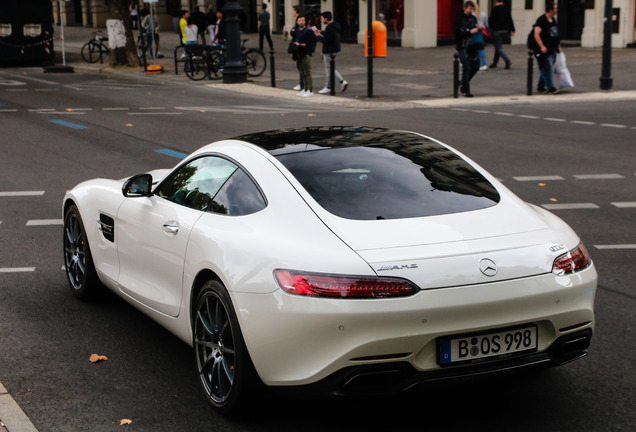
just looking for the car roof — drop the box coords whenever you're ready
[231,126,437,155]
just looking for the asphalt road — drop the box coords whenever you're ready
[0,66,634,432]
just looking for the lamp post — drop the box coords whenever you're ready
[599,0,613,90]
[222,1,247,83]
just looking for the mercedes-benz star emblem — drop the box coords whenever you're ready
[479,258,498,277]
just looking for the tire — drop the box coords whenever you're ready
[63,205,100,299]
[193,280,257,414]
[81,40,108,63]
[243,48,266,77]
[206,51,224,81]
[184,56,208,81]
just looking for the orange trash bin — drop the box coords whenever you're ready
[365,20,387,57]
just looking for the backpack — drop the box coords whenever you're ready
[526,25,539,52]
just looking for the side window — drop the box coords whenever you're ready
[210,169,267,216]
[156,156,238,211]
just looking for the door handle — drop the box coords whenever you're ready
[163,222,180,235]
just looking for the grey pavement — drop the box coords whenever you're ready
[1,23,636,431]
[51,25,636,107]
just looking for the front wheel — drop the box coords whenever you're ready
[243,49,266,77]
[184,55,208,81]
[81,41,100,63]
[63,205,100,299]
[193,280,257,414]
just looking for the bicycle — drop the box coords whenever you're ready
[182,40,267,82]
[81,30,110,63]
[183,45,212,81]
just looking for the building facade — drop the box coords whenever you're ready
[55,0,636,48]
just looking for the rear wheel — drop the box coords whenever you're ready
[243,48,266,77]
[81,41,99,63]
[193,280,256,414]
[206,51,224,80]
[63,205,100,299]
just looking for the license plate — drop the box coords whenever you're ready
[438,325,538,366]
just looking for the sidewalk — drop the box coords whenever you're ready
[54,25,636,107]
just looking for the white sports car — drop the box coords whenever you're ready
[63,127,596,414]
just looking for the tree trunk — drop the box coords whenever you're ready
[104,0,141,67]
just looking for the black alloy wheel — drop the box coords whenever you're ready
[193,280,256,414]
[63,205,99,298]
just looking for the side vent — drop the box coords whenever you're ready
[98,214,115,242]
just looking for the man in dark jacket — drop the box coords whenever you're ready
[489,0,515,69]
[315,11,348,94]
[454,1,482,97]
[533,2,561,94]
[291,14,316,97]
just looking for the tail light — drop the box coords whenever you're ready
[275,270,419,298]
[552,243,591,275]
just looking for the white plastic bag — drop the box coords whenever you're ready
[554,52,574,88]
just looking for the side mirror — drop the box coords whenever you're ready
[122,173,153,197]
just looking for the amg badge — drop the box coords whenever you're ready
[376,264,419,272]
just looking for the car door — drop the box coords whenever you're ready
[116,155,239,317]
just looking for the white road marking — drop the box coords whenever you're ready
[571,120,596,125]
[611,202,636,208]
[514,176,564,181]
[600,123,627,129]
[541,203,599,210]
[594,244,636,250]
[0,191,45,197]
[128,112,182,115]
[0,267,35,273]
[26,219,63,226]
[519,115,540,119]
[544,117,567,122]
[574,174,624,180]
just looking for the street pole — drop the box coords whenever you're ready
[367,0,373,98]
[222,1,247,84]
[599,0,613,90]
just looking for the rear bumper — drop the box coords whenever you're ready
[271,329,592,397]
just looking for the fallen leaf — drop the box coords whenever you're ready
[549,198,558,202]
[307,113,316,117]
[120,419,133,426]
[89,354,109,363]
[538,183,546,187]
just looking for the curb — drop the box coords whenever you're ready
[0,382,38,432]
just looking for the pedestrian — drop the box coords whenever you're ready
[489,0,515,69]
[192,9,207,45]
[314,11,348,94]
[454,1,482,97]
[291,14,316,97]
[141,6,163,58]
[258,3,274,52]
[213,10,226,44]
[206,6,216,45]
[290,5,303,91]
[185,16,198,48]
[129,0,139,29]
[474,2,489,71]
[179,10,190,46]
[533,2,562,94]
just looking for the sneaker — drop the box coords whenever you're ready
[157,52,164,58]
[549,88,560,95]
[297,90,307,96]
[489,63,497,68]
[537,88,548,94]
[318,87,331,94]
[462,92,474,98]
[505,61,511,69]
[293,84,302,91]
[479,65,488,71]
[340,80,348,92]
[301,90,314,97]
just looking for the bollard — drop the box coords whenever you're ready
[527,51,533,95]
[270,50,276,87]
[453,52,459,98]
[329,53,336,96]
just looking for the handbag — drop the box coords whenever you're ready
[554,52,574,88]
[287,41,298,54]
[468,30,485,50]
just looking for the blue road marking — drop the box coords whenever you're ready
[156,149,187,159]
[49,119,88,129]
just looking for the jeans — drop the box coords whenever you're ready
[297,55,313,91]
[491,30,510,65]
[322,53,344,88]
[458,48,479,94]
[536,52,557,91]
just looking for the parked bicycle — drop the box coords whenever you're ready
[183,39,267,81]
[81,30,110,63]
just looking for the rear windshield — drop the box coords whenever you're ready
[275,143,500,220]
